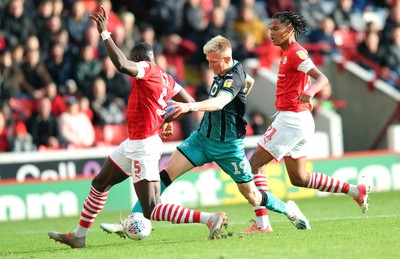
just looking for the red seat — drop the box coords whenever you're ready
[9,97,36,120]
[103,124,128,145]
[333,29,361,59]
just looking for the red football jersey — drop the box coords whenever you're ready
[126,61,181,140]
[275,42,315,112]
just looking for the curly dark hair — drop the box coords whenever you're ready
[271,11,307,38]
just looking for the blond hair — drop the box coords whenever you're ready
[203,35,232,56]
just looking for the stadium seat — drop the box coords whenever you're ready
[333,29,361,59]
[9,97,36,120]
[103,123,128,146]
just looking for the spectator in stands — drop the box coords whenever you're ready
[266,0,295,17]
[214,0,238,28]
[139,23,163,56]
[0,0,37,45]
[100,57,131,105]
[381,3,400,46]
[309,16,339,55]
[27,97,60,150]
[34,0,54,37]
[73,43,102,98]
[253,26,282,68]
[9,120,36,152]
[53,0,64,17]
[45,42,74,95]
[146,0,185,35]
[53,29,73,56]
[0,111,9,152]
[181,0,209,65]
[239,0,269,23]
[58,96,95,148]
[380,25,400,88]
[83,24,107,60]
[233,5,267,46]
[295,0,328,31]
[42,81,66,117]
[203,6,238,50]
[249,110,268,135]
[90,77,125,126]
[65,0,90,47]
[330,0,364,31]
[119,11,141,54]
[79,96,93,122]
[38,15,64,60]
[111,25,131,58]
[162,33,197,84]
[0,47,23,103]
[234,33,258,62]
[20,40,52,99]
[357,30,384,70]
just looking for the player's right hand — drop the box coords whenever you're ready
[89,6,108,34]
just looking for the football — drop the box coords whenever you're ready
[122,212,152,240]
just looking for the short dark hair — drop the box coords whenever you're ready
[130,42,153,61]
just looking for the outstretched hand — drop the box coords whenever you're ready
[89,6,108,33]
[164,100,190,121]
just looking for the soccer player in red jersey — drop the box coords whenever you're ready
[47,7,228,248]
[249,11,370,225]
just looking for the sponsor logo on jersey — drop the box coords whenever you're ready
[223,79,233,88]
[296,51,308,60]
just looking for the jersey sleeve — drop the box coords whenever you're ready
[220,69,244,98]
[135,61,153,79]
[289,49,316,74]
[170,81,183,97]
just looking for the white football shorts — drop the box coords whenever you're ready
[257,110,315,161]
[109,134,163,184]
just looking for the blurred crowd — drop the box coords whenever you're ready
[0,0,399,152]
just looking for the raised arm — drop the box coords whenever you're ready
[90,6,139,77]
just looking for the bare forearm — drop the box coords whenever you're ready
[103,38,128,72]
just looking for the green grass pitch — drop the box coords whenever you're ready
[1,191,399,259]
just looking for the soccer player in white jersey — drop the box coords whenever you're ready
[248,11,370,231]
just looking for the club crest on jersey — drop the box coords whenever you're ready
[282,56,287,64]
[296,51,308,60]
[223,79,233,88]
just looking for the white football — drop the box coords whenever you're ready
[122,212,152,240]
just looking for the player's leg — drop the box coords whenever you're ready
[149,136,228,239]
[48,157,129,248]
[134,180,161,219]
[284,156,370,213]
[131,147,196,213]
[150,203,228,240]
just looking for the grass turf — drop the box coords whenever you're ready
[1,191,399,259]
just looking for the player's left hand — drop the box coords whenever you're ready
[295,94,314,111]
[89,6,108,34]
[159,122,173,138]
[165,100,190,119]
